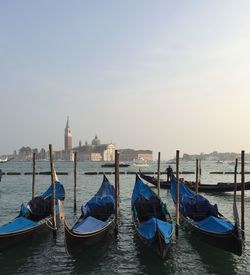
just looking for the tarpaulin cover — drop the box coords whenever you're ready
[137,218,172,243]
[132,175,156,206]
[180,194,218,221]
[196,216,234,233]
[157,219,173,244]
[73,216,108,233]
[170,177,193,205]
[170,177,218,220]
[170,177,234,233]
[0,217,38,234]
[81,176,115,221]
[42,181,65,201]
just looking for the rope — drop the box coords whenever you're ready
[45,218,57,231]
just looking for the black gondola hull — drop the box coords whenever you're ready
[0,219,50,251]
[140,172,250,193]
[64,219,115,256]
[133,220,171,259]
[181,216,242,256]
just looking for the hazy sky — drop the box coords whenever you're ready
[1,1,250,159]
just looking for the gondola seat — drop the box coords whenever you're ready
[134,197,164,222]
[181,194,218,221]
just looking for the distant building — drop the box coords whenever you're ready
[38,148,46,160]
[18,146,33,160]
[65,116,72,151]
[73,135,116,161]
[12,118,152,162]
[63,116,73,160]
[119,149,153,162]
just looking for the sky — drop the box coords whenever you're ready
[0,1,250,160]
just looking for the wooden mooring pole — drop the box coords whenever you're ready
[241,151,245,239]
[234,158,238,186]
[74,152,77,214]
[157,152,161,197]
[49,144,57,236]
[115,150,120,229]
[32,152,36,199]
[176,150,180,237]
[199,159,202,184]
[195,159,199,193]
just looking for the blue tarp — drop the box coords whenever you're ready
[0,217,38,234]
[132,175,156,206]
[180,194,218,220]
[171,177,218,219]
[137,218,172,244]
[170,177,193,205]
[86,195,114,213]
[157,219,173,244]
[81,176,115,220]
[196,216,234,233]
[42,181,65,201]
[95,177,115,198]
[138,218,157,240]
[73,216,108,233]
[170,177,235,233]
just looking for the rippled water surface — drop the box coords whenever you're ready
[0,160,250,274]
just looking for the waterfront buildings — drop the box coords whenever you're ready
[3,117,153,161]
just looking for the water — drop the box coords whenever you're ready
[0,160,250,274]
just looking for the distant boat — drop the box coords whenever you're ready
[0,157,9,163]
[166,160,176,165]
[101,162,130,168]
[228,161,249,166]
[133,157,149,167]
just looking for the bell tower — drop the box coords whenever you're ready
[64,116,72,153]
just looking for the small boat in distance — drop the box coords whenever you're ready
[101,162,130,168]
[139,171,250,193]
[0,157,12,163]
[133,157,149,167]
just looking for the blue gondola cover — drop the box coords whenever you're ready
[73,216,108,233]
[137,217,172,243]
[196,216,234,233]
[131,175,156,206]
[0,217,38,234]
[42,181,65,201]
[81,177,115,220]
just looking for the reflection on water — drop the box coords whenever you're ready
[0,161,250,274]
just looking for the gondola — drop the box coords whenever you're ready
[131,174,174,259]
[0,177,65,250]
[139,171,250,193]
[170,177,242,256]
[64,174,115,256]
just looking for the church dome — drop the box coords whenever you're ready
[92,135,101,146]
